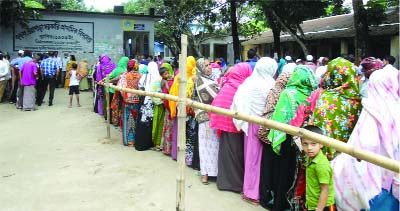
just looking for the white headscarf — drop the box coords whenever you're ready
[231,57,278,135]
[139,62,160,104]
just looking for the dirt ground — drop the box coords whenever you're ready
[0,89,266,211]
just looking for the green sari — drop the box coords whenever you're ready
[268,65,318,154]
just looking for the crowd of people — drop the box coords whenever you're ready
[91,50,399,211]
[0,50,92,110]
[1,48,398,210]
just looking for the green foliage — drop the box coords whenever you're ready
[123,0,164,15]
[324,0,351,16]
[0,0,42,28]
[24,0,45,9]
[60,0,87,11]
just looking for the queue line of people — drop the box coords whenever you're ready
[92,52,399,211]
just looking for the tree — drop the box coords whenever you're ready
[352,0,398,64]
[229,0,240,61]
[0,0,44,28]
[60,0,87,11]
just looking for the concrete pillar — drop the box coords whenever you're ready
[340,40,348,55]
[390,35,399,69]
[149,30,154,56]
[210,42,215,62]
[139,34,144,55]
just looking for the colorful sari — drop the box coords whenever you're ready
[332,68,400,211]
[109,57,128,125]
[95,55,116,116]
[310,57,362,159]
[268,65,318,154]
[118,61,141,147]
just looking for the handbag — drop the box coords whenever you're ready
[138,74,147,104]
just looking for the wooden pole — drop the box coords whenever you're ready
[176,34,188,211]
[105,77,111,139]
[102,84,400,173]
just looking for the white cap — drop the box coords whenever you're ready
[306,55,313,61]
[318,57,324,63]
[18,50,24,54]
[285,56,292,61]
[296,59,302,63]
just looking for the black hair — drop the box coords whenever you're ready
[24,50,32,58]
[247,49,257,59]
[0,53,3,60]
[72,63,78,69]
[384,55,396,65]
[70,55,76,61]
[48,51,55,57]
[159,67,168,76]
[5,54,10,60]
[303,125,323,135]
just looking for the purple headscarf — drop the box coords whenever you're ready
[96,54,116,82]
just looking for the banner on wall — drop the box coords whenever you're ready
[122,19,135,31]
[14,20,94,53]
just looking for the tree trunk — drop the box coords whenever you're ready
[230,0,241,61]
[353,0,368,65]
[264,7,281,57]
[269,9,309,57]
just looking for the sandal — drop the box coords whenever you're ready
[241,195,260,205]
[201,175,209,185]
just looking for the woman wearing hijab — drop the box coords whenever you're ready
[161,63,175,155]
[151,65,166,151]
[107,57,129,125]
[258,71,293,209]
[192,58,220,184]
[78,59,89,91]
[231,57,277,203]
[134,62,158,151]
[263,65,318,211]
[95,55,116,116]
[209,62,252,193]
[169,56,196,161]
[310,57,362,159]
[118,59,141,147]
[332,67,399,211]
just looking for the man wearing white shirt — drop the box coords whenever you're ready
[61,52,69,88]
[0,53,10,102]
[282,56,296,74]
[382,55,398,72]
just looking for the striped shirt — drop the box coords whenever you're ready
[40,57,60,77]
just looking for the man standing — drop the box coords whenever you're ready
[382,55,398,71]
[0,52,9,102]
[13,50,33,109]
[40,51,60,106]
[61,52,69,88]
[20,55,38,111]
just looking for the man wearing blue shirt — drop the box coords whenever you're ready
[40,51,60,106]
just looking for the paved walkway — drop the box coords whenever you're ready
[0,89,266,211]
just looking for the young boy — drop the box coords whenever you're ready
[67,63,81,108]
[301,125,335,211]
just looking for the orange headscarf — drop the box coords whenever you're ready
[169,56,196,118]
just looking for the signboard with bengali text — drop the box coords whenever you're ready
[14,20,94,53]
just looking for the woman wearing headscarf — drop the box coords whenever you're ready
[78,59,89,91]
[258,71,293,209]
[168,56,196,161]
[209,62,252,193]
[332,67,400,211]
[231,57,277,203]
[118,59,141,147]
[160,63,175,155]
[64,55,77,89]
[192,58,220,184]
[104,56,129,122]
[95,54,116,116]
[135,62,158,151]
[277,58,286,75]
[263,65,318,211]
[151,64,166,151]
[310,57,362,159]
[359,57,384,98]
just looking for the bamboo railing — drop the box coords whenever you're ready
[101,83,400,174]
